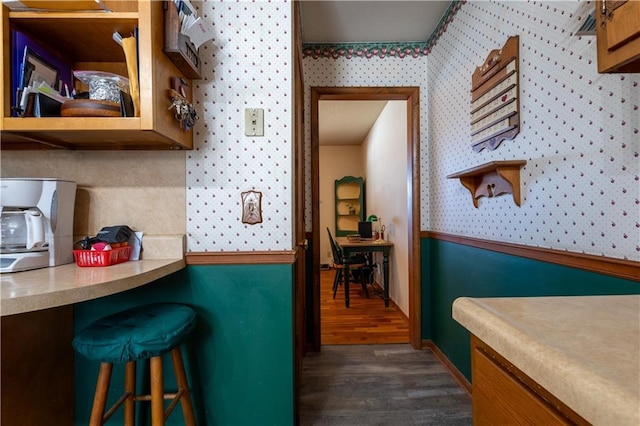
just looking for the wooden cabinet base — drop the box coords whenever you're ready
[1,306,74,425]
[470,335,588,425]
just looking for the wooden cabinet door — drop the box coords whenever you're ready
[470,335,589,426]
[472,347,570,425]
[596,0,640,72]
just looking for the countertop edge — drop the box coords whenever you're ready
[2,259,185,316]
[452,296,639,426]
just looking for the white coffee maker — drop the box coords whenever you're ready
[0,178,77,273]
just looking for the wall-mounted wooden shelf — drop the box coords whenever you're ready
[447,160,526,208]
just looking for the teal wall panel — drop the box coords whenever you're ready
[421,237,640,381]
[74,264,294,426]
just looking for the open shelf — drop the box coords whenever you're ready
[335,176,364,236]
[1,1,194,150]
[447,160,526,208]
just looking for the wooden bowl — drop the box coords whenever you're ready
[61,99,121,117]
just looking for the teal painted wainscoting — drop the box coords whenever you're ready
[74,264,294,426]
[421,237,640,381]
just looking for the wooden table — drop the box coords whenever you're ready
[336,237,393,307]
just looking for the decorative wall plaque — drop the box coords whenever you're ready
[470,36,520,152]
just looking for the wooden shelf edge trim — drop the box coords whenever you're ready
[186,250,297,265]
[447,160,526,207]
[423,231,640,282]
[423,340,472,396]
[446,160,526,178]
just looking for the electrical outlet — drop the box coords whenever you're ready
[244,108,264,136]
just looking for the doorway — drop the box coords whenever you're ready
[309,87,421,351]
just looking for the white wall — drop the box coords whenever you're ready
[319,145,364,265]
[2,2,293,254]
[186,1,293,252]
[362,101,409,314]
[427,1,638,260]
[303,57,429,237]
[304,1,638,262]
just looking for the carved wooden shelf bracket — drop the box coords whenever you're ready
[447,160,526,208]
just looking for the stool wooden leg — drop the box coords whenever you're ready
[171,347,196,426]
[90,362,113,426]
[124,361,136,426]
[150,356,164,426]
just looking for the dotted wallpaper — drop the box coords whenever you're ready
[187,1,293,252]
[428,1,638,260]
[304,1,638,261]
[302,58,430,231]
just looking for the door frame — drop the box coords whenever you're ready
[292,2,306,422]
[310,86,421,350]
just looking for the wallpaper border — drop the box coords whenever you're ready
[302,0,464,59]
[424,231,640,282]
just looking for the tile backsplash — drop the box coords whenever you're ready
[1,151,186,240]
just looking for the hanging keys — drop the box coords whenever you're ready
[168,89,199,131]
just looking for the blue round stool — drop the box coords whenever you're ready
[73,303,197,426]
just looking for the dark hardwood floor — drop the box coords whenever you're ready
[300,344,473,425]
[320,269,410,345]
[300,270,472,425]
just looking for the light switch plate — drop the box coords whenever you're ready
[244,108,264,136]
[241,190,262,224]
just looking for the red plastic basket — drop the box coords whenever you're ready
[73,246,132,267]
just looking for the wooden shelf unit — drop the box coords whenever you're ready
[334,176,364,237]
[0,0,194,150]
[447,160,526,208]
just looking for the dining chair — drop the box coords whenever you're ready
[326,228,369,308]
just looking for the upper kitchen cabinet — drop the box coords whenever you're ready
[595,0,640,73]
[1,0,196,149]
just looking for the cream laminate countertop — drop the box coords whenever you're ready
[453,295,640,426]
[1,235,186,316]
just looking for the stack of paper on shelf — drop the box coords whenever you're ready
[120,36,139,117]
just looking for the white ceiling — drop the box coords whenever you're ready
[300,1,452,44]
[319,101,388,145]
[302,1,451,145]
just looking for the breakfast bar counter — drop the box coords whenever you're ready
[1,258,185,316]
[1,235,186,316]
[453,295,640,425]
[1,235,187,425]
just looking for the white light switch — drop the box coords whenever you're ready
[244,108,264,136]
